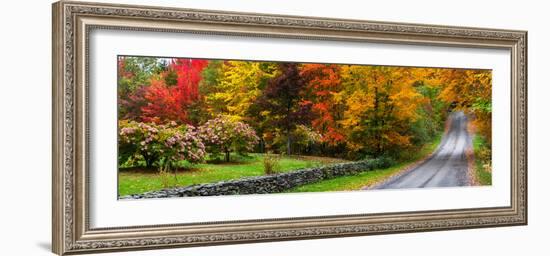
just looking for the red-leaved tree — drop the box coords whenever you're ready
[140,58,208,124]
[172,58,208,103]
[300,63,345,145]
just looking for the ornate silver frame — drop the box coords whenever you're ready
[52,1,527,255]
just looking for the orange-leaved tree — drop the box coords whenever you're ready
[339,65,423,157]
[300,63,346,146]
[437,69,492,144]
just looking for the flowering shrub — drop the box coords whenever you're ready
[118,120,205,169]
[199,116,260,162]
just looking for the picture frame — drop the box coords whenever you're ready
[52,1,527,255]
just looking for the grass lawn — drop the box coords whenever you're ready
[118,154,348,196]
[473,135,492,185]
[285,133,443,193]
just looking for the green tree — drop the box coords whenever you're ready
[117,56,166,119]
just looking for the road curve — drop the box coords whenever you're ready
[373,112,472,189]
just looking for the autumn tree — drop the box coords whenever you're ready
[257,63,312,155]
[117,56,492,163]
[339,65,423,158]
[119,85,150,121]
[205,61,278,120]
[201,61,278,152]
[140,58,208,124]
[118,56,166,95]
[437,69,492,144]
[118,56,166,119]
[197,60,224,119]
[300,64,345,146]
[140,77,189,124]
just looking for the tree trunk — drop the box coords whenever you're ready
[225,150,230,162]
[286,98,292,156]
[171,162,178,181]
[144,156,154,169]
[286,128,291,156]
[374,86,381,156]
[259,138,265,153]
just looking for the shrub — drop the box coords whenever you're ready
[199,116,259,162]
[476,140,492,173]
[118,120,206,170]
[364,156,396,169]
[263,153,281,175]
[161,124,206,165]
[118,120,159,167]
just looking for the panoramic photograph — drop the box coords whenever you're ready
[117,56,492,199]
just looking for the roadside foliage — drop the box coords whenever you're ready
[117,56,492,171]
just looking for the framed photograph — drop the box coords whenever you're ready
[52,1,527,255]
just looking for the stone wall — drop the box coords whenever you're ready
[120,158,392,199]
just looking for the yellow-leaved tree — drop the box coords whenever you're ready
[437,69,492,144]
[205,61,278,121]
[339,65,424,158]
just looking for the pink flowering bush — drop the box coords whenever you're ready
[198,116,260,162]
[162,125,206,164]
[118,120,205,170]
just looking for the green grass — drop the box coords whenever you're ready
[285,133,443,193]
[119,134,445,196]
[118,154,347,196]
[473,135,492,185]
